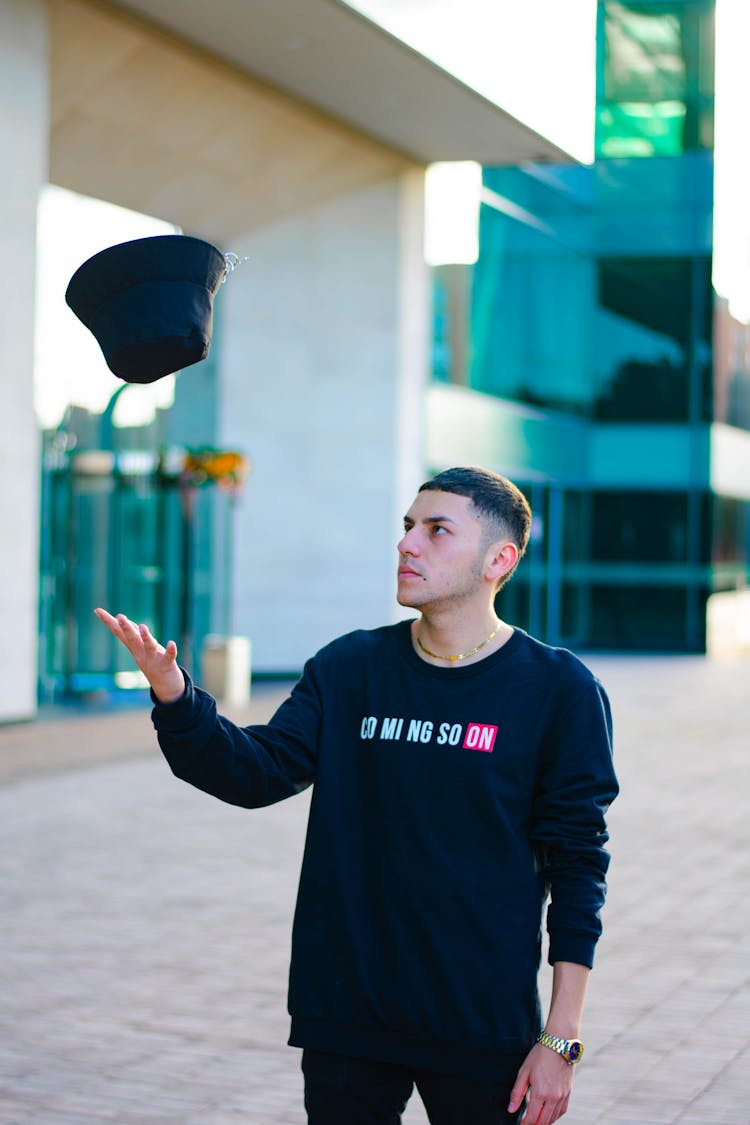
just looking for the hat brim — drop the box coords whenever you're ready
[65,235,226,384]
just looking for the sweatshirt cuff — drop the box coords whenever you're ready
[547,930,597,970]
[150,667,201,729]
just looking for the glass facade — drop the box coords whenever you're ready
[38,446,221,698]
[469,173,596,416]
[597,0,715,158]
[468,152,714,426]
[714,298,750,430]
[429,0,750,652]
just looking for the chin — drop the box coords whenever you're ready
[397,588,427,610]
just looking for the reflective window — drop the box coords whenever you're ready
[591,490,696,563]
[431,273,452,384]
[588,585,697,649]
[469,195,595,415]
[562,491,591,565]
[594,255,712,422]
[714,298,750,429]
[463,158,712,422]
[431,265,471,386]
[597,1,715,157]
[713,496,750,565]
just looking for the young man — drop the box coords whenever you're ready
[96,466,617,1125]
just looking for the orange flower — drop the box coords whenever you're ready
[180,448,250,490]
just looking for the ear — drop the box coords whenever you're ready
[484,540,519,585]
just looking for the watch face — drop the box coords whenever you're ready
[567,1040,584,1063]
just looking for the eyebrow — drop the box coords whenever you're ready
[403,515,457,526]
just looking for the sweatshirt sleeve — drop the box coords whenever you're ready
[150,657,321,809]
[530,667,618,969]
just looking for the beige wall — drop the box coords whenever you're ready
[46,0,429,671]
[4,0,429,701]
[216,169,429,669]
[0,0,48,720]
[48,0,410,244]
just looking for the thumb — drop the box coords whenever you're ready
[165,640,178,661]
[508,1064,530,1112]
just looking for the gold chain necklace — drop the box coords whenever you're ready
[416,621,501,662]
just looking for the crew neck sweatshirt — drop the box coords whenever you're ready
[152,621,617,1078]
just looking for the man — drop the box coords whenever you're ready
[96,466,617,1125]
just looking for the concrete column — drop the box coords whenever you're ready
[0,0,48,720]
[218,169,429,671]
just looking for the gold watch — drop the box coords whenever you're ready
[536,1031,584,1065]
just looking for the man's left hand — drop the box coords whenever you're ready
[508,1042,575,1124]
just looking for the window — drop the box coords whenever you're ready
[597,1,715,158]
[591,491,691,563]
[588,585,698,649]
[594,255,712,422]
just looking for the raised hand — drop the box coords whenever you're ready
[94,609,185,704]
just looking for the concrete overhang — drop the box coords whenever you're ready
[111,0,573,166]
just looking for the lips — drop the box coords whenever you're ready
[398,566,423,580]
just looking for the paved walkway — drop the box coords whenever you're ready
[0,658,748,1124]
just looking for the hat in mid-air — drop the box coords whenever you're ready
[65,234,228,384]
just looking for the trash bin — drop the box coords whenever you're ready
[200,635,251,704]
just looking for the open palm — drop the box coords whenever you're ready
[94,609,184,703]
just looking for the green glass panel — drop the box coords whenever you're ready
[597,102,688,157]
[466,156,713,423]
[712,496,750,566]
[591,490,690,562]
[596,253,712,422]
[469,200,596,416]
[597,0,715,157]
[588,584,699,649]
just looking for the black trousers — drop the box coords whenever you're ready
[302,1049,527,1125]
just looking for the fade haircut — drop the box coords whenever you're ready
[418,466,532,590]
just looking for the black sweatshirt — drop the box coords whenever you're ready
[152,622,618,1078]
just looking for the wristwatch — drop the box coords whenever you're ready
[536,1031,585,1065]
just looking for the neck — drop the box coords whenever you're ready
[414,608,509,666]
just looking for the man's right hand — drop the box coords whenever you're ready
[94,609,185,704]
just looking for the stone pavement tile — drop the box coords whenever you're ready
[675,1099,748,1125]
[190,1118,281,1125]
[0,1100,45,1125]
[590,1107,678,1125]
[1,656,748,1124]
[174,1049,307,1124]
[0,682,294,786]
[2,1113,111,1125]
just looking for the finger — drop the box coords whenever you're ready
[117,615,156,665]
[550,1093,569,1123]
[524,1095,545,1125]
[540,1101,556,1125]
[545,1099,565,1125]
[94,608,127,641]
[508,1067,530,1113]
[139,625,178,664]
[95,609,143,653]
[116,613,141,637]
[95,610,149,672]
[548,1094,570,1125]
[139,623,160,650]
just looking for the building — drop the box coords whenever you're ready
[429,0,750,653]
[4,0,747,721]
[0,0,570,721]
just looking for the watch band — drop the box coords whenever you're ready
[536,1031,585,1065]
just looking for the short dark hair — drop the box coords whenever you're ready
[419,466,532,589]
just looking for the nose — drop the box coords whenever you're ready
[398,526,420,557]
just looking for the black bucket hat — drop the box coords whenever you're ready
[65,234,228,384]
